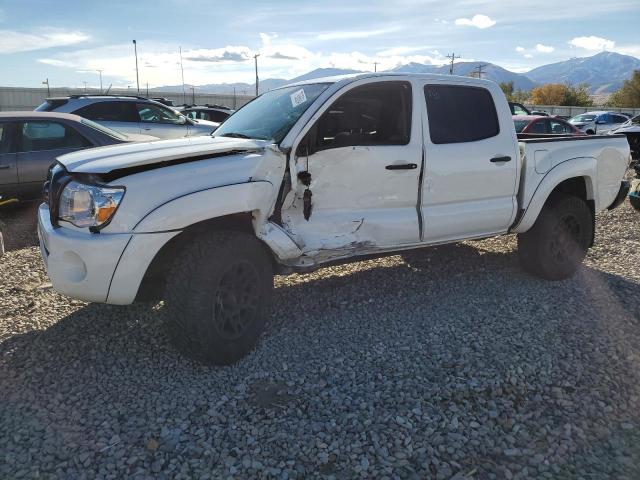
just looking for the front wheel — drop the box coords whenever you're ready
[518,194,593,280]
[164,231,273,365]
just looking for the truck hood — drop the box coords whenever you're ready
[58,135,269,174]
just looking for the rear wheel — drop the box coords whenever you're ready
[164,231,273,365]
[518,194,592,280]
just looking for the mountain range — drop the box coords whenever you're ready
[152,52,640,96]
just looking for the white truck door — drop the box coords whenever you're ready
[420,82,519,242]
[282,79,422,254]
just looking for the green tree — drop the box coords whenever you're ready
[499,81,530,103]
[608,70,640,107]
[562,83,593,107]
[499,81,514,99]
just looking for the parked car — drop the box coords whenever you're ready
[36,95,218,140]
[568,111,629,135]
[38,73,630,365]
[151,97,174,106]
[630,162,640,211]
[0,112,157,202]
[513,115,585,136]
[608,114,640,160]
[181,105,235,123]
[509,101,530,115]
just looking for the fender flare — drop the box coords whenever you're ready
[512,157,596,233]
[133,181,276,233]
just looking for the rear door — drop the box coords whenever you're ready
[0,122,19,200]
[420,82,519,242]
[73,101,141,136]
[16,120,92,200]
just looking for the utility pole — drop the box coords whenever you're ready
[254,53,260,97]
[179,46,186,105]
[373,62,379,73]
[82,81,87,92]
[473,64,487,79]
[96,70,103,92]
[233,86,237,109]
[447,53,460,75]
[190,86,195,105]
[133,39,140,93]
[42,78,50,96]
[146,82,149,97]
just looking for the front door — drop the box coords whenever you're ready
[282,79,422,256]
[420,82,519,242]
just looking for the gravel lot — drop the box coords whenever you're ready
[1,197,639,479]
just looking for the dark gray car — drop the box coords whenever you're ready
[0,112,157,202]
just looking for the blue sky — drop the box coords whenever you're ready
[1,0,639,89]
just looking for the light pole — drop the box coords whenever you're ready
[42,78,50,96]
[133,40,140,93]
[179,46,186,105]
[190,86,195,105]
[96,70,103,92]
[254,53,260,97]
[82,81,87,93]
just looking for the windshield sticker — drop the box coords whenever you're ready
[290,89,307,108]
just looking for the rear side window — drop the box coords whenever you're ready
[612,114,628,123]
[74,101,139,122]
[18,121,91,152]
[528,120,547,134]
[424,85,499,144]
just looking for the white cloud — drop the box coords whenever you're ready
[568,35,615,51]
[535,43,554,53]
[317,26,400,41]
[454,14,496,29]
[0,28,90,54]
[184,46,252,63]
[524,54,533,58]
[515,46,525,53]
[259,32,277,46]
[376,46,432,57]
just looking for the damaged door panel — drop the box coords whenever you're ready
[281,79,423,258]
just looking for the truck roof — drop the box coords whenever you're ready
[283,72,496,89]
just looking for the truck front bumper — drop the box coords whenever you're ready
[38,204,178,304]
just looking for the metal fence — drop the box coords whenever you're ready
[0,86,255,111]
[1,86,639,117]
[526,104,640,117]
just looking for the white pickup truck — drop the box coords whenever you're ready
[38,73,630,364]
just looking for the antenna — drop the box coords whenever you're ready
[446,53,460,74]
[179,46,186,105]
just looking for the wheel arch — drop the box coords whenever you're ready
[513,158,597,235]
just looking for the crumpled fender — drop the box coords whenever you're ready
[512,157,596,233]
[133,181,276,233]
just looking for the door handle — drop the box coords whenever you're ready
[490,156,512,163]
[386,163,417,170]
[0,165,10,170]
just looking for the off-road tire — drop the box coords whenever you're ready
[164,231,273,365]
[517,193,592,280]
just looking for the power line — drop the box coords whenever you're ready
[446,53,460,75]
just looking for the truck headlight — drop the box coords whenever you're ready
[59,181,125,229]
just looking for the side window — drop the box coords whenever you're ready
[210,111,230,122]
[310,81,412,152]
[549,120,567,134]
[513,104,528,116]
[185,111,197,120]
[136,103,184,124]
[613,115,628,123]
[528,120,547,134]
[74,101,139,122]
[424,85,499,144]
[18,122,91,152]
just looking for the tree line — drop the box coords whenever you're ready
[497,69,640,108]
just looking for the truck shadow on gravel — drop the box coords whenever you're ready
[0,202,39,252]
[1,243,639,478]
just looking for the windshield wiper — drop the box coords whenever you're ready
[219,132,252,139]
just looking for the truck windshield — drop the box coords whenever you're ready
[213,83,330,143]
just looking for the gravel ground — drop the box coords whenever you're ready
[1,197,639,479]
